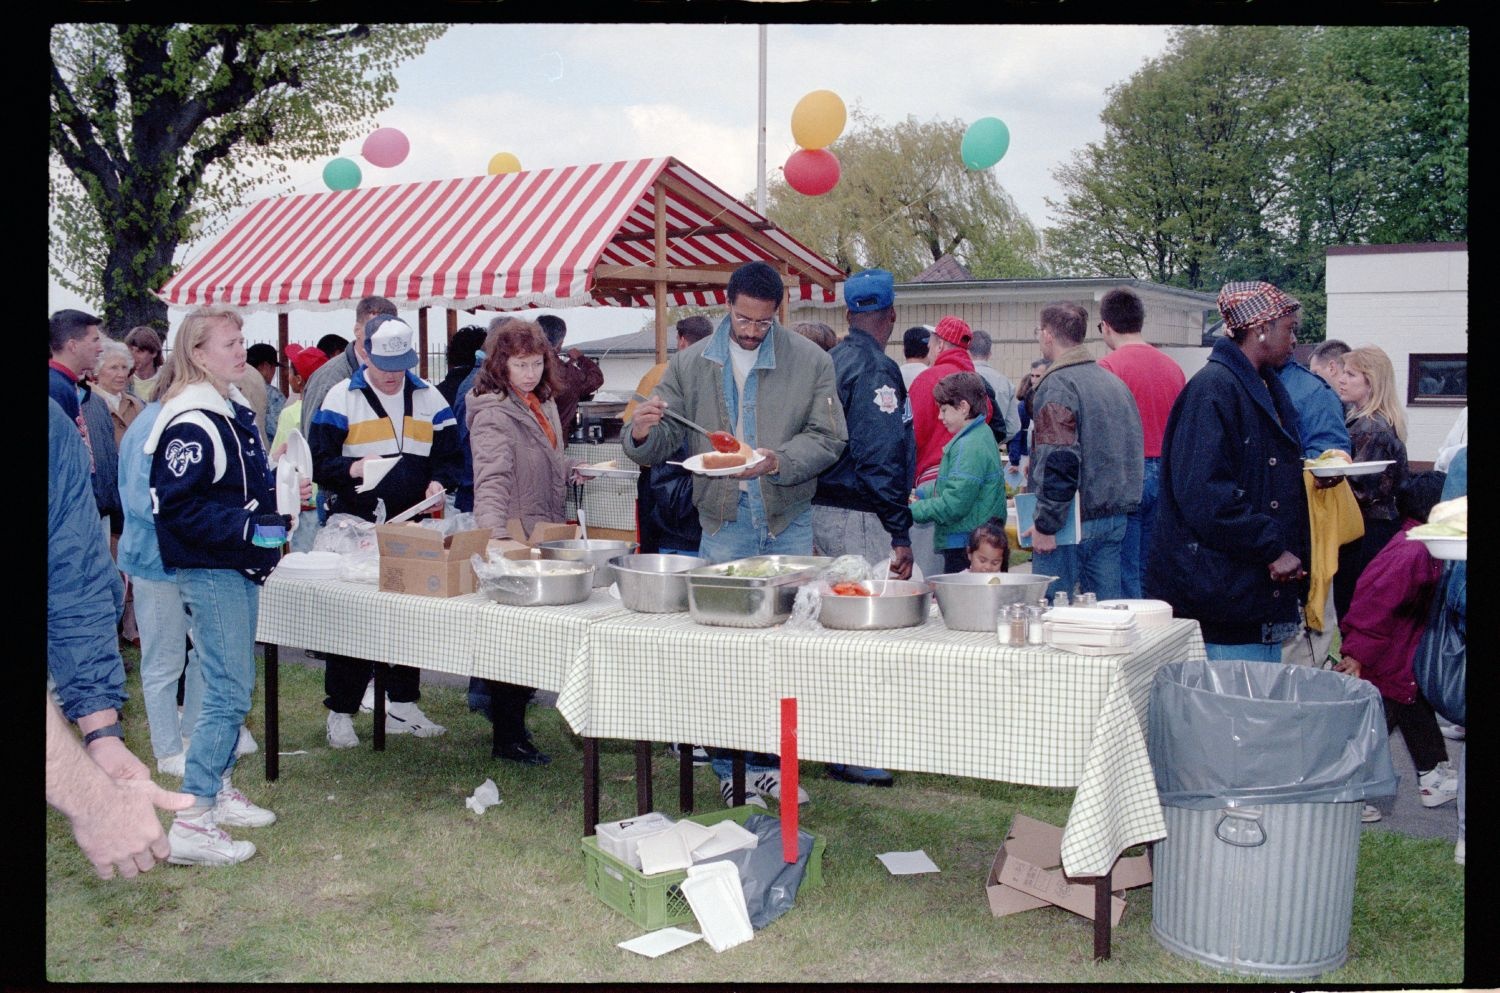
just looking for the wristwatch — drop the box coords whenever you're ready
[81,722,124,747]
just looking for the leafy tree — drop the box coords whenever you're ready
[50,23,446,334]
[761,109,1043,281]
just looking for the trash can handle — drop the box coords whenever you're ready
[1214,806,1267,847]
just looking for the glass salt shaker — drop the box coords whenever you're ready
[1053,590,1070,609]
[997,609,1014,645]
[1026,605,1045,644]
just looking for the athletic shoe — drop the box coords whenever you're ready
[1361,803,1382,823]
[359,679,380,714]
[214,781,277,828]
[157,751,186,778]
[749,770,810,806]
[1455,837,1465,865]
[1419,763,1458,808]
[236,725,258,756]
[719,778,768,809]
[385,701,446,738]
[326,711,359,749]
[826,763,895,787]
[667,743,710,765]
[1439,722,1466,741]
[167,809,256,866]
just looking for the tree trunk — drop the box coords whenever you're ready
[100,230,173,339]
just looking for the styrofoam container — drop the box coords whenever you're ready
[594,812,673,870]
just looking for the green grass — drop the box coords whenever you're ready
[44,650,1465,983]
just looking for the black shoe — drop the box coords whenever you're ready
[493,738,551,766]
[826,763,894,787]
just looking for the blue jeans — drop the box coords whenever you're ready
[1204,642,1282,662]
[176,569,260,803]
[1120,458,1160,599]
[1031,513,1127,601]
[700,495,812,778]
[133,575,204,760]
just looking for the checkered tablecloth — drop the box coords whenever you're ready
[555,611,1205,877]
[255,576,629,691]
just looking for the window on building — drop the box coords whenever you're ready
[1407,353,1467,406]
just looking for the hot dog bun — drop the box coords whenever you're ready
[702,451,748,469]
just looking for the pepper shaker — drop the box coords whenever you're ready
[1008,603,1028,645]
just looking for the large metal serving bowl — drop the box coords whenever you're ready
[538,539,638,588]
[479,560,595,606]
[927,572,1057,632]
[818,579,932,630]
[609,553,710,612]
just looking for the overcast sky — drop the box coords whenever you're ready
[49,22,1176,346]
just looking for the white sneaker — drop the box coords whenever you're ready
[1361,803,1382,823]
[1455,837,1465,865]
[719,778,768,809]
[385,701,446,738]
[750,770,811,806]
[1439,723,1466,741]
[157,751,186,778]
[168,809,256,866]
[215,781,277,828]
[359,680,378,714]
[1419,763,1458,808]
[236,726,258,756]
[327,711,359,749]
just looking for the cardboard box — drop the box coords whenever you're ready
[375,524,491,597]
[483,519,580,559]
[985,814,1152,926]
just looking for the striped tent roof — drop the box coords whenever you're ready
[157,157,843,314]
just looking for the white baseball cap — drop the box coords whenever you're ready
[364,315,418,372]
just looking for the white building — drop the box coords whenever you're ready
[1325,243,1468,465]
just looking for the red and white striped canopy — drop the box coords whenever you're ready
[157,157,843,314]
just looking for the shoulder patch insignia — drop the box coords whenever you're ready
[164,438,204,478]
[872,384,899,414]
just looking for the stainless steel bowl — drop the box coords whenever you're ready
[537,539,639,588]
[609,553,710,612]
[479,560,595,606]
[686,555,831,627]
[928,572,1057,632]
[818,579,932,630]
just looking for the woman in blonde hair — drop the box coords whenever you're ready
[143,307,292,866]
[1332,345,1409,618]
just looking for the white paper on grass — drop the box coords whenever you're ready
[680,861,753,952]
[690,819,759,861]
[465,778,501,814]
[877,850,941,875]
[617,928,702,958]
[636,828,693,876]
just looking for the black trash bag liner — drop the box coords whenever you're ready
[702,813,816,930]
[1148,659,1397,809]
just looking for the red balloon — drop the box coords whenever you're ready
[784,148,840,196]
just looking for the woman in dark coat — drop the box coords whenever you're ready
[1144,281,1310,660]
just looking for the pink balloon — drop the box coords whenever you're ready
[784,148,840,196]
[362,127,410,168]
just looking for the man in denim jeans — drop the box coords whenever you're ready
[1097,288,1185,599]
[625,260,847,807]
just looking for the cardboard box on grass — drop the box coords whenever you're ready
[485,519,580,561]
[375,524,491,597]
[985,814,1152,926]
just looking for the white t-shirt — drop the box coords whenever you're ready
[729,343,758,492]
[373,384,405,449]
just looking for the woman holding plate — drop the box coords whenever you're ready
[1332,345,1409,619]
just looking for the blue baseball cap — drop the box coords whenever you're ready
[843,269,895,313]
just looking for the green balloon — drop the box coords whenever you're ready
[323,157,362,191]
[961,117,1011,170]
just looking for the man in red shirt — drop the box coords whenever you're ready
[1097,288,1186,598]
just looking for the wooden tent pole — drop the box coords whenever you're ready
[418,307,430,380]
[277,314,290,396]
[654,179,668,364]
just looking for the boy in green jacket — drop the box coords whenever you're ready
[911,372,1007,573]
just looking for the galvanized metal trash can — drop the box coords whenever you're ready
[1146,660,1398,978]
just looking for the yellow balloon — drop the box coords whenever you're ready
[487,152,522,175]
[791,90,847,150]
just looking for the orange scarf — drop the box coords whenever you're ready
[523,391,558,449]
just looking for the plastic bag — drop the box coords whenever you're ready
[313,513,379,555]
[1412,561,1465,725]
[710,813,817,930]
[415,510,477,538]
[339,550,380,585]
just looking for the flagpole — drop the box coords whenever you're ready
[756,24,767,213]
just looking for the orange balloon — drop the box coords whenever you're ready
[487,152,522,175]
[791,90,846,150]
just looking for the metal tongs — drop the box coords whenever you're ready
[631,393,740,452]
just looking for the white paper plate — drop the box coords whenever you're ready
[1407,534,1467,561]
[1306,459,1395,478]
[356,455,400,493]
[283,429,314,476]
[681,451,766,477]
[575,462,638,480]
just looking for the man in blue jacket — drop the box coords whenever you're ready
[812,268,914,788]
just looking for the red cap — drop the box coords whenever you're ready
[933,315,972,347]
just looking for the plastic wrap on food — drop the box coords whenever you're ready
[822,554,873,585]
[783,583,824,630]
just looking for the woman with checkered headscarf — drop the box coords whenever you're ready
[1143,281,1311,660]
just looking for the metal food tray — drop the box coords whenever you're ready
[685,555,831,627]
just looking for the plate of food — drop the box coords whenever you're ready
[574,459,638,480]
[1304,449,1395,478]
[1407,495,1466,560]
[679,450,766,477]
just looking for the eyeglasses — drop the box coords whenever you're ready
[730,311,775,333]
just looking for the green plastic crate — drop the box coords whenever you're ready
[581,805,825,930]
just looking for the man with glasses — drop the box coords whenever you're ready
[626,259,847,807]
